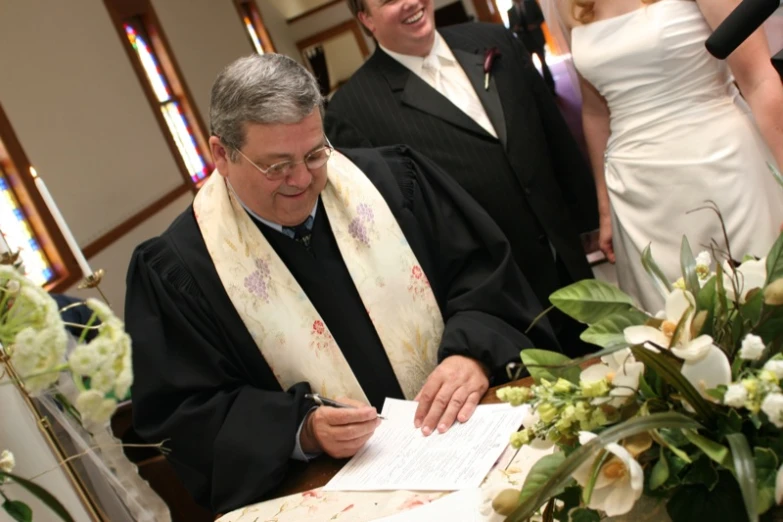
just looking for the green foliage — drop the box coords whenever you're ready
[764,232,783,284]
[642,244,673,296]
[3,500,32,522]
[726,433,758,522]
[549,280,640,324]
[517,452,569,507]
[666,471,749,522]
[0,472,74,522]
[680,236,701,299]
[519,349,581,384]
[754,448,780,514]
[649,447,670,491]
[579,309,648,349]
[568,508,601,522]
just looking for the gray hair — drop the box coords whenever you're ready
[209,54,324,162]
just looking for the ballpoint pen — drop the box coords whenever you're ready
[305,393,387,420]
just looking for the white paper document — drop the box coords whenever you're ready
[322,399,527,491]
[371,489,486,521]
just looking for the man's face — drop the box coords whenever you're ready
[359,0,436,57]
[209,110,329,227]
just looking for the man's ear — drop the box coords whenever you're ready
[209,136,231,178]
[357,11,375,34]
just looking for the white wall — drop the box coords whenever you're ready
[256,0,306,62]
[322,31,366,88]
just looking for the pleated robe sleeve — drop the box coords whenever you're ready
[124,229,314,515]
[352,146,561,383]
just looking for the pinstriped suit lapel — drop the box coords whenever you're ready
[451,48,508,148]
[373,49,495,140]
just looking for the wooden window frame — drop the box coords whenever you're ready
[296,20,371,60]
[0,103,81,291]
[103,0,212,191]
[233,0,276,54]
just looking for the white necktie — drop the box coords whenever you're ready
[421,54,497,138]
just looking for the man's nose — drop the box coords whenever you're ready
[286,162,312,187]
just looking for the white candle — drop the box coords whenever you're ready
[30,167,93,278]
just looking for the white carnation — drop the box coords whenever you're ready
[724,384,748,408]
[0,450,15,473]
[761,393,783,428]
[763,360,783,380]
[739,334,765,361]
[68,344,102,376]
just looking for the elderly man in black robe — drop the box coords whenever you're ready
[125,53,557,516]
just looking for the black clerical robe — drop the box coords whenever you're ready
[125,146,557,515]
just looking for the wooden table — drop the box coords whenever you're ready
[273,377,533,498]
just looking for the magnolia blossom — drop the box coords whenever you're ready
[761,392,783,428]
[580,349,644,408]
[624,289,712,361]
[776,463,783,506]
[680,344,732,406]
[572,432,644,516]
[739,334,765,361]
[723,257,766,304]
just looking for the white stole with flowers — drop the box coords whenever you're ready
[193,151,444,401]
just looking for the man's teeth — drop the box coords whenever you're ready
[403,10,424,24]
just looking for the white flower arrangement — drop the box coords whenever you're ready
[493,223,783,521]
[0,264,135,521]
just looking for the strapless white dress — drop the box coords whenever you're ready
[572,0,783,312]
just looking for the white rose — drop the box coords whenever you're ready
[763,360,783,380]
[739,334,765,361]
[724,384,748,408]
[761,393,783,428]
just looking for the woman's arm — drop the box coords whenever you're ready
[580,74,615,261]
[697,0,783,169]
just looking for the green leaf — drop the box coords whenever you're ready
[667,470,749,522]
[568,507,601,522]
[754,447,779,514]
[630,346,715,422]
[3,500,32,522]
[506,412,702,522]
[549,280,639,324]
[726,432,758,522]
[683,430,731,468]
[639,374,659,399]
[579,309,648,349]
[716,408,744,439]
[517,452,568,507]
[765,231,783,284]
[650,447,670,490]
[696,277,717,336]
[520,349,581,384]
[769,162,783,189]
[681,456,719,490]
[681,236,701,299]
[642,243,673,296]
[0,472,74,522]
[581,449,611,504]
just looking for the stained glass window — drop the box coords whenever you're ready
[123,23,210,183]
[0,162,53,285]
[237,1,274,55]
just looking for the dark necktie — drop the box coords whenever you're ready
[283,215,315,252]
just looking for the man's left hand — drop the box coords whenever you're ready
[413,355,489,436]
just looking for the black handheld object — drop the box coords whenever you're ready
[304,393,387,419]
[705,0,779,59]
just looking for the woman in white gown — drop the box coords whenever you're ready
[555,0,783,312]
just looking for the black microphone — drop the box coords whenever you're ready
[705,0,779,59]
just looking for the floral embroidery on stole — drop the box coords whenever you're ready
[193,151,443,401]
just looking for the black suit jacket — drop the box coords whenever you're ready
[508,1,546,50]
[325,23,598,310]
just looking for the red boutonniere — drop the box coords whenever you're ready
[483,47,501,90]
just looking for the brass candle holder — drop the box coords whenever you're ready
[77,268,110,306]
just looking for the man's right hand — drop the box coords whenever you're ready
[299,397,380,458]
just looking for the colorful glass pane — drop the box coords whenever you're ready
[161,102,208,182]
[0,171,53,285]
[243,15,265,54]
[124,24,171,103]
[123,21,211,183]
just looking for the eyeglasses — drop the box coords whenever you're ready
[232,138,334,181]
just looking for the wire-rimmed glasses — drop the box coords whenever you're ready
[232,138,334,181]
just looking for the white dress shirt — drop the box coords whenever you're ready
[380,33,498,138]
